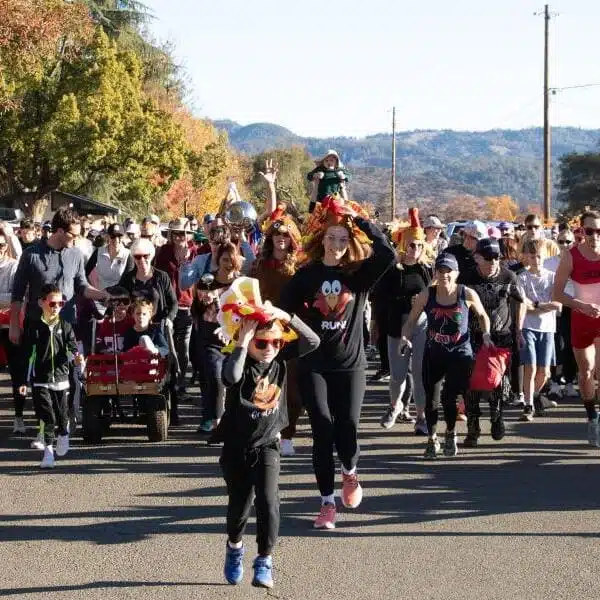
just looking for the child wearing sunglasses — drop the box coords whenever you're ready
[215,305,319,589]
[19,284,81,468]
[93,286,134,354]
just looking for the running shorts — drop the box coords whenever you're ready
[571,310,600,349]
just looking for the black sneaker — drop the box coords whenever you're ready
[369,370,390,383]
[519,405,534,422]
[490,413,505,441]
[463,416,480,447]
[533,396,546,417]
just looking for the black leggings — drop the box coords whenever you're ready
[423,349,472,436]
[299,368,366,497]
[220,441,280,556]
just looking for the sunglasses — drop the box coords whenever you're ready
[558,239,573,245]
[47,300,65,308]
[134,254,150,260]
[584,228,600,236]
[110,297,131,306]
[483,255,500,262]
[527,224,541,230]
[408,242,424,249]
[253,338,283,350]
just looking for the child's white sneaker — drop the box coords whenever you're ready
[40,446,55,469]
[12,417,26,434]
[55,434,69,457]
[30,432,45,450]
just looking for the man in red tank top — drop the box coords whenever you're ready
[553,210,600,446]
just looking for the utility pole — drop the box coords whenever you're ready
[543,4,551,221]
[391,106,396,220]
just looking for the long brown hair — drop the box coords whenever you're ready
[215,242,243,274]
[302,221,372,269]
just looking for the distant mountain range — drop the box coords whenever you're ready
[214,120,600,211]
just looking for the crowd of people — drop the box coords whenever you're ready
[2,151,600,589]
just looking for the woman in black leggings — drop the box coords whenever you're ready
[280,197,395,529]
[399,253,491,459]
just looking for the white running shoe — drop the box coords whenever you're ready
[280,438,296,457]
[55,434,69,457]
[30,432,45,450]
[564,383,577,398]
[40,446,55,469]
[511,392,526,407]
[548,382,562,400]
[587,418,600,448]
[12,417,26,434]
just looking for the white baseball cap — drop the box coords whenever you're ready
[424,216,444,229]
[462,220,488,241]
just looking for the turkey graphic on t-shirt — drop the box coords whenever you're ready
[313,280,352,320]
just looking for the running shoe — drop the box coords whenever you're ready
[280,438,296,456]
[548,382,562,402]
[341,472,363,508]
[587,417,600,447]
[224,543,245,585]
[563,383,577,398]
[424,436,441,459]
[414,418,428,436]
[519,406,534,422]
[314,503,336,529]
[30,432,45,450]
[252,555,273,589]
[369,370,390,383]
[533,396,546,417]
[380,405,401,429]
[443,432,458,457]
[490,413,505,441]
[40,446,55,469]
[398,410,416,424]
[511,392,526,407]
[463,417,480,447]
[540,395,558,409]
[196,419,214,433]
[55,434,69,457]
[12,417,26,434]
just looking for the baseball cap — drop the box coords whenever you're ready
[498,221,514,231]
[424,216,444,229]
[42,220,52,231]
[476,238,501,259]
[435,253,459,272]
[203,214,216,224]
[125,223,140,236]
[462,220,488,241]
[107,223,124,237]
[168,218,191,233]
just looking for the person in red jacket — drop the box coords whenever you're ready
[154,218,198,407]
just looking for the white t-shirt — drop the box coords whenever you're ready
[544,254,575,298]
[518,268,557,333]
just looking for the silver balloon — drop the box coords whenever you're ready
[225,201,258,228]
[200,273,215,288]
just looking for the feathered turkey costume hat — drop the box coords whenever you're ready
[391,207,425,254]
[261,202,302,250]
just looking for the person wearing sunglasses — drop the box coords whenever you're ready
[155,219,199,403]
[521,213,560,259]
[460,237,526,447]
[444,220,487,279]
[214,303,319,589]
[378,208,433,434]
[19,284,82,468]
[553,210,600,445]
[93,286,133,354]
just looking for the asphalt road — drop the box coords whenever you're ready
[1,370,599,600]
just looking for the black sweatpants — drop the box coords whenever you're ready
[423,349,472,436]
[558,308,577,384]
[220,441,280,556]
[373,304,390,373]
[33,387,68,446]
[0,329,26,417]
[299,368,366,497]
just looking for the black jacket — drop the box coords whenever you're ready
[22,317,78,386]
[118,267,178,323]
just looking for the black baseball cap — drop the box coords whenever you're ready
[107,223,124,237]
[476,238,501,259]
[435,253,459,272]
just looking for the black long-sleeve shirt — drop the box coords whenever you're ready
[214,315,320,449]
[280,218,396,372]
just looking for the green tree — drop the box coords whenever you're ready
[247,146,314,214]
[0,29,187,217]
[557,152,600,216]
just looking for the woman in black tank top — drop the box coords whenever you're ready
[399,253,492,459]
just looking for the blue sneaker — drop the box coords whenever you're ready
[252,555,273,589]
[224,543,245,585]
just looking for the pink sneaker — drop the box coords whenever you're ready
[341,472,363,509]
[314,503,336,529]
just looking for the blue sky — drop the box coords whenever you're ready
[143,0,600,137]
